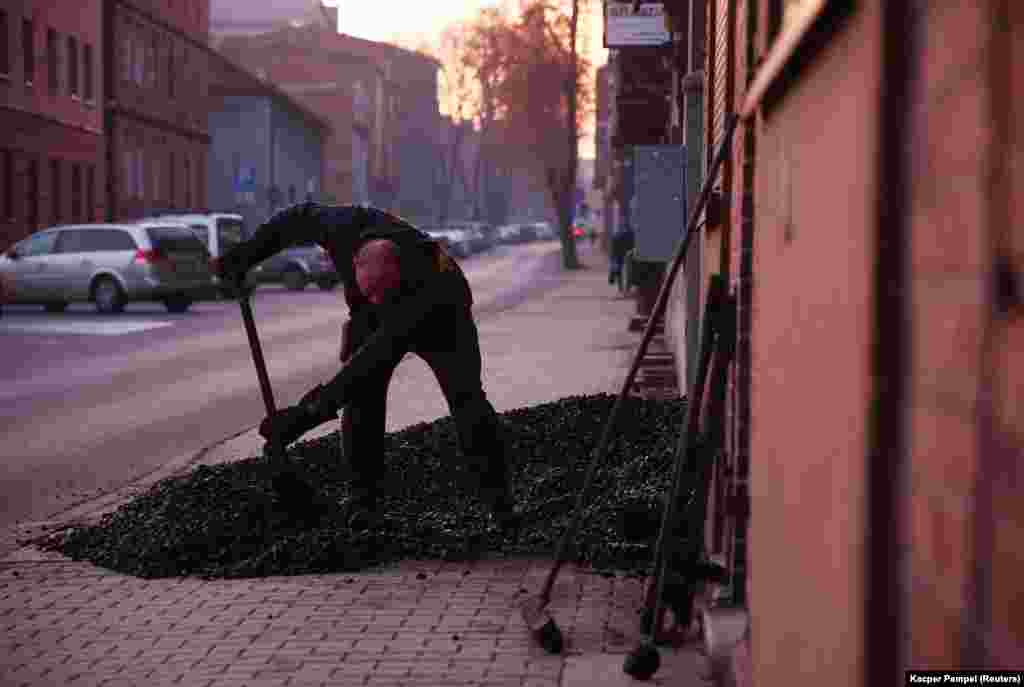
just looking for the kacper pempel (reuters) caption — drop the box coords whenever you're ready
[907,672,1023,685]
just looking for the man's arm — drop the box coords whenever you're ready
[303,282,453,415]
[220,202,367,276]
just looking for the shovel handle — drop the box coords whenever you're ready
[239,291,277,417]
[238,290,290,463]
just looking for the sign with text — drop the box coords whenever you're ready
[604,2,670,48]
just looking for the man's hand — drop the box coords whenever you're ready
[212,251,250,298]
[259,406,318,446]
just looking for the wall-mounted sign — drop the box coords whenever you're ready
[604,2,671,48]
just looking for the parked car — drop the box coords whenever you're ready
[140,213,246,296]
[0,223,214,313]
[429,229,474,258]
[532,222,558,240]
[496,224,523,244]
[246,244,340,291]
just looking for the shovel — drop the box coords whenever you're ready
[237,289,319,515]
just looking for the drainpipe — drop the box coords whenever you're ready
[963,0,1017,666]
[865,1,916,683]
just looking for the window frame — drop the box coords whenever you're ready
[50,158,62,225]
[22,18,35,86]
[741,0,853,117]
[1,149,13,220]
[67,34,78,98]
[82,42,93,102]
[0,10,10,78]
[85,164,95,221]
[46,27,58,96]
[71,162,82,222]
[26,157,39,229]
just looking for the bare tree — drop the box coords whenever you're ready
[484,0,592,268]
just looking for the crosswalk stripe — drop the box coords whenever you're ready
[0,320,175,336]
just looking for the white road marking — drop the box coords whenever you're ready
[0,320,175,336]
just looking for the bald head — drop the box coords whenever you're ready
[354,239,402,305]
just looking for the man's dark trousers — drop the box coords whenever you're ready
[340,270,509,510]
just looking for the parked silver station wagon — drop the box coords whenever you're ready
[0,223,214,314]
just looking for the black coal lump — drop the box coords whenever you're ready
[34,394,695,579]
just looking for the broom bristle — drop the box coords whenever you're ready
[537,619,564,655]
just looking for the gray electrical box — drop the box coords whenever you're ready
[631,145,687,263]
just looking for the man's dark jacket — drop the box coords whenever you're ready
[224,202,470,415]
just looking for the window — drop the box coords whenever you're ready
[136,149,145,199]
[121,34,131,83]
[82,43,92,101]
[168,151,176,204]
[0,10,9,77]
[23,19,34,85]
[17,231,57,257]
[132,32,144,85]
[46,28,57,95]
[71,163,82,221]
[1,150,12,219]
[167,44,175,97]
[67,35,78,97]
[50,158,61,224]
[55,229,88,254]
[183,156,191,207]
[26,158,38,228]
[93,229,136,251]
[85,164,95,221]
[152,151,161,204]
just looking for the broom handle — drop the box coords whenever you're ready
[538,114,740,602]
[642,275,724,636]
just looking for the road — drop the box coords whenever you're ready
[0,242,566,556]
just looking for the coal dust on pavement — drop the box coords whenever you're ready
[32,394,692,579]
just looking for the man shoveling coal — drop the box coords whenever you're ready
[215,202,520,535]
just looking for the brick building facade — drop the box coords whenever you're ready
[0,0,106,250]
[643,0,1024,683]
[105,0,211,221]
[603,0,1023,683]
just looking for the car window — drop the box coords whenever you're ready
[216,218,245,251]
[55,229,89,254]
[189,225,210,244]
[16,232,59,257]
[94,229,138,251]
[145,226,209,255]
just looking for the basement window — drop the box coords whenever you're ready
[741,0,854,117]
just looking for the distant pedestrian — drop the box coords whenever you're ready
[214,202,520,534]
[609,226,635,286]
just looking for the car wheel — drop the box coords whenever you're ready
[317,279,338,291]
[45,302,68,313]
[93,277,125,314]
[282,267,307,291]
[164,296,192,313]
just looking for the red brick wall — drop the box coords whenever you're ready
[904,0,1024,666]
[124,0,209,38]
[0,0,105,247]
[107,1,209,220]
[747,3,881,684]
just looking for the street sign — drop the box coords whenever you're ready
[632,145,686,262]
[604,2,671,48]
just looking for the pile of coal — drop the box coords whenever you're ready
[36,393,690,579]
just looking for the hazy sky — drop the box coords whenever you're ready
[323,0,608,158]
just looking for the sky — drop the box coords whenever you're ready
[322,0,608,158]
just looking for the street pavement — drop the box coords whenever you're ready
[0,242,710,687]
